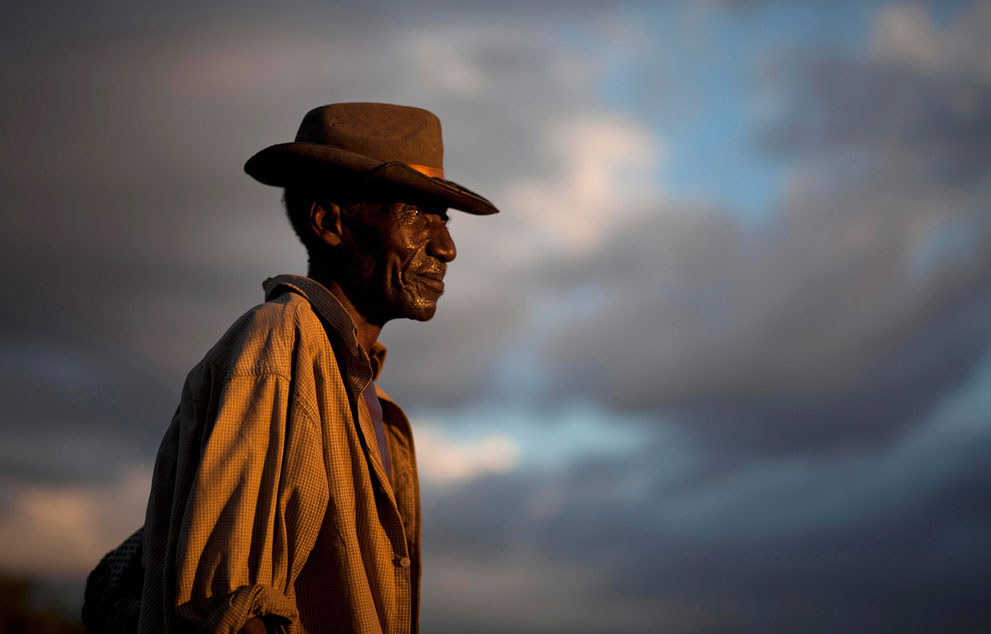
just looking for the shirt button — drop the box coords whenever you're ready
[399,556,411,568]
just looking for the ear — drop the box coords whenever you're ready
[309,200,343,247]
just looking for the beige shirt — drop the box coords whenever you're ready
[138,275,421,634]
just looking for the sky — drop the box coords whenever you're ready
[1,0,990,632]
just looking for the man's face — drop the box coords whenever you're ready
[340,198,457,324]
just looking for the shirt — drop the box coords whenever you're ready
[362,381,393,487]
[137,275,421,634]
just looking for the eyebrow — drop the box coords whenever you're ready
[414,203,449,219]
[397,200,450,222]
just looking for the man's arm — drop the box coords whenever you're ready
[141,356,329,633]
[177,372,328,631]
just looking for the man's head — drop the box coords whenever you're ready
[284,188,456,323]
[246,102,498,326]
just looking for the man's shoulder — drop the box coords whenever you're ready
[200,291,332,378]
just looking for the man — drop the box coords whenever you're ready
[129,102,498,634]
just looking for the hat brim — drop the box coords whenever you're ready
[244,142,499,215]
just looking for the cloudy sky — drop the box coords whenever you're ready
[2,1,990,632]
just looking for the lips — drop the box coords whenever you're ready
[416,271,446,293]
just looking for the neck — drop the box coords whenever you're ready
[308,269,383,354]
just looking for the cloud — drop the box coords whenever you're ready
[376,1,991,432]
[502,0,991,455]
[414,424,520,485]
[380,108,664,406]
[418,392,991,632]
[421,551,714,634]
[532,196,991,450]
[405,29,487,98]
[504,111,663,256]
[0,342,177,481]
[874,1,991,78]
[0,6,610,405]
[0,465,149,577]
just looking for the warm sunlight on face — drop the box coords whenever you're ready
[343,200,456,323]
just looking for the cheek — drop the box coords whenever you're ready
[384,252,406,283]
[349,227,401,278]
[391,236,425,275]
[341,239,376,281]
[349,218,387,252]
[375,249,413,299]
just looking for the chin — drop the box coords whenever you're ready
[408,305,438,322]
[400,298,439,322]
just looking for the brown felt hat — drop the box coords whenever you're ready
[245,102,499,215]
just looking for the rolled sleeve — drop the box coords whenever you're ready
[189,584,298,634]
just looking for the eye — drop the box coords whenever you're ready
[402,203,449,225]
[396,203,423,223]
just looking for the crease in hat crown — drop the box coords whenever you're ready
[245,102,498,215]
[297,103,444,174]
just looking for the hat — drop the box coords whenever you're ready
[245,102,499,215]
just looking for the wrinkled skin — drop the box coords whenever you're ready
[336,199,456,325]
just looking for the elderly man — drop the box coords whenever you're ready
[127,103,498,634]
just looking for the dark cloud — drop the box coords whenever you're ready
[531,192,990,448]
[518,1,991,456]
[672,272,991,455]
[419,409,991,633]
[762,59,991,188]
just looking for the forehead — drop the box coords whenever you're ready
[385,199,449,215]
[349,195,448,217]
[337,178,450,216]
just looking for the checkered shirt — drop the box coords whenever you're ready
[137,275,421,634]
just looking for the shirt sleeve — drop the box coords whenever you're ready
[173,371,329,633]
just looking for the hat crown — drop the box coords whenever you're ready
[295,102,444,169]
[244,101,499,214]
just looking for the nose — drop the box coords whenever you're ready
[427,221,457,263]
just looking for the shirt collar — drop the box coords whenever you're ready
[262,274,388,381]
